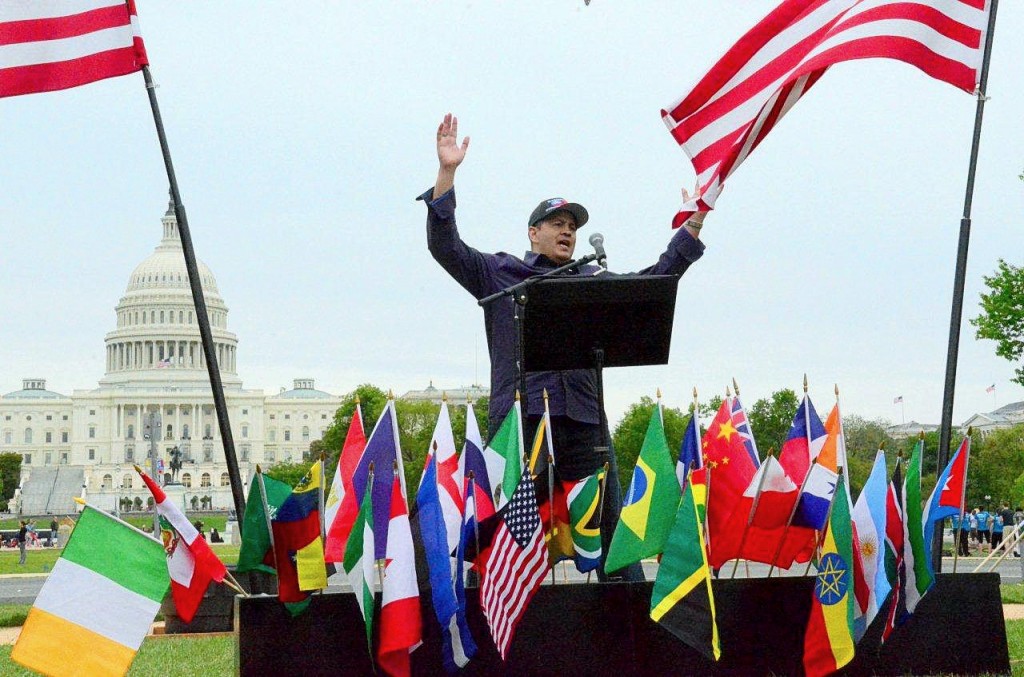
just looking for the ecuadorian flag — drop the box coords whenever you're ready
[605,402,680,574]
[803,473,855,677]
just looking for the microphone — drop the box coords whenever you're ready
[589,232,607,270]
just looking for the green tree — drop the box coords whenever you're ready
[970,424,1024,508]
[748,389,799,454]
[0,453,22,503]
[841,415,894,495]
[698,395,724,420]
[971,259,1024,386]
[263,460,313,488]
[320,384,389,480]
[611,397,689,494]
[318,383,491,494]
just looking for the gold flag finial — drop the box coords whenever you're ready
[355,394,361,405]
[514,389,521,402]
[834,383,840,398]
[803,373,809,393]
[656,387,662,400]
[543,388,549,401]
[732,377,740,397]
[726,385,732,398]
[442,391,448,403]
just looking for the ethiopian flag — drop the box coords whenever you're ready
[650,474,720,661]
[12,505,169,677]
[803,474,856,677]
[605,402,681,574]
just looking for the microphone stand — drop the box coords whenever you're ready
[478,252,600,429]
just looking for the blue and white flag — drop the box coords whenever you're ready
[850,450,890,641]
[416,454,475,672]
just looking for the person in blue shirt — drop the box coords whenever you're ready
[991,513,1005,552]
[958,511,971,556]
[976,507,992,552]
[421,113,706,581]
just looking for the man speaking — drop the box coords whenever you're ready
[418,113,706,580]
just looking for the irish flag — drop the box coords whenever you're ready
[12,505,169,677]
[136,466,227,623]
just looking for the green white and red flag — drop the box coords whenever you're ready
[136,466,227,624]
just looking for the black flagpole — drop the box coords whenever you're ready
[934,0,1001,574]
[139,64,247,529]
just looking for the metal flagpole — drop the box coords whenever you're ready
[139,65,246,528]
[934,0,1001,575]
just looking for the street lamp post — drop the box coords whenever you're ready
[142,410,162,534]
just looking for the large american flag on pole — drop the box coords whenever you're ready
[0,0,148,99]
[481,468,550,660]
[662,0,992,228]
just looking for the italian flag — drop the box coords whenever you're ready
[12,506,169,677]
[137,466,227,623]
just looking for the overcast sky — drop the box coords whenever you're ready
[1,1,1022,430]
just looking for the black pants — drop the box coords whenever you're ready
[522,414,645,583]
[958,531,971,556]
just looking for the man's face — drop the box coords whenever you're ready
[529,211,577,264]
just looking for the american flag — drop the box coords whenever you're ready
[986,383,996,394]
[0,0,149,99]
[661,0,991,228]
[481,469,549,660]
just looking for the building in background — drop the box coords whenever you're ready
[0,201,340,516]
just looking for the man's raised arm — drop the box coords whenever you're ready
[433,112,470,199]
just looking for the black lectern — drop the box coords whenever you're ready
[519,274,680,373]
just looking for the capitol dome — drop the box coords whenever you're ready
[100,198,240,387]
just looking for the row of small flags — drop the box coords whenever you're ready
[622,386,973,676]
[8,380,973,677]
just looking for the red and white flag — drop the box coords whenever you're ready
[662,0,991,227]
[0,0,149,99]
[324,403,367,562]
[481,468,550,660]
[136,466,226,623]
[378,475,422,677]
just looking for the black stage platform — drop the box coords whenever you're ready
[235,572,1009,676]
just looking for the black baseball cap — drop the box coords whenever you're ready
[528,197,589,229]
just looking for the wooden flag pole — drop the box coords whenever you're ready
[139,65,246,528]
[935,0,1002,575]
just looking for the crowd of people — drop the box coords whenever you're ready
[952,502,1023,556]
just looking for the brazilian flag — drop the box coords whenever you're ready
[605,403,680,574]
[650,476,721,661]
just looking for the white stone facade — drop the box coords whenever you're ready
[1,201,341,515]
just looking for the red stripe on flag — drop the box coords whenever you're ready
[0,6,130,45]
[797,36,979,93]
[0,47,141,98]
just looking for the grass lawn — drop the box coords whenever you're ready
[0,514,231,532]
[0,634,236,676]
[0,542,240,575]
[0,549,61,576]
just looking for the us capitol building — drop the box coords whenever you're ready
[1,200,341,516]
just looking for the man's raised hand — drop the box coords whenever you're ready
[437,113,470,171]
[433,113,469,198]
